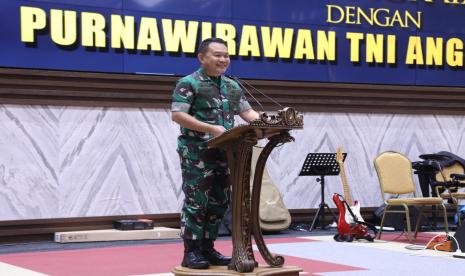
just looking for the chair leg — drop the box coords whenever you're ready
[377,205,389,240]
[414,207,424,239]
[441,204,449,233]
[403,204,413,241]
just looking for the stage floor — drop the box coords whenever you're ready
[0,229,462,275]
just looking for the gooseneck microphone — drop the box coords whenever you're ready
[226,74,283,112]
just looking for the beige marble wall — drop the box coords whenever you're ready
[0,105,463,220]
[0,106,182,220]
[266,113,465,209]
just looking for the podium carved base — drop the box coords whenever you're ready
[172,265,302,276]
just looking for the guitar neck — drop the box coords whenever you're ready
[338,161,353,206]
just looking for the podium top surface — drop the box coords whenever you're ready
[207,108,304,148]
[207,124,293,148]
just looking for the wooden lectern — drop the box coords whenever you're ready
[173,107,304,276]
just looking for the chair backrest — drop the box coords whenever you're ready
[435,162,465,182]
[374,151,416,198]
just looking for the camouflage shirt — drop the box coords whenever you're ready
[171,68,251,159]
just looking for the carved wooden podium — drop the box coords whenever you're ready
[173,107,304,276]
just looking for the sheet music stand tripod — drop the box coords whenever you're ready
[299,152,346,231]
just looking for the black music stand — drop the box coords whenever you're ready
[299,152,346,231]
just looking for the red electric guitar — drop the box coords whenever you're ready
[332,147,375,242]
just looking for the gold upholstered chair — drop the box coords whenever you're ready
[434,162,465,226]
[374,151,449,241]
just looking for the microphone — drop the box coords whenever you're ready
[226,74,283,112]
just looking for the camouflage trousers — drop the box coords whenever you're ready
[179,148,231,240]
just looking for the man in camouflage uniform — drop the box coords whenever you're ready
[171,38,259,269]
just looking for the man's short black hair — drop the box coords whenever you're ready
[198,38,228,54]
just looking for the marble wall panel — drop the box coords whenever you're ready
[266,113,465,209]
[0,105,463,220]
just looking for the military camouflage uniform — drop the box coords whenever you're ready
[172,68,251,240]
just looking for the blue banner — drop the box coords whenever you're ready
[0,0,464,86]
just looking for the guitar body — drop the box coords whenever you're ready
[344,200,364,224]
[333,193,371,241]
